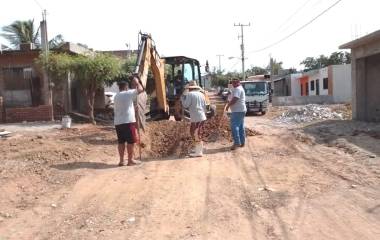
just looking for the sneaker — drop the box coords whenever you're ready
[240,143,245,148]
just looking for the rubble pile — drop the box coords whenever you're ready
[275,104,344,124]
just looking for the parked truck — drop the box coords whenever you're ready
[240,79,270,115]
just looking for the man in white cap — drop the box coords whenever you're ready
[181,81,207,157]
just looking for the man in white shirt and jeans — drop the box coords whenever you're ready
[181,81,207,157]
[114,76,144,166]
[226,78,247,150]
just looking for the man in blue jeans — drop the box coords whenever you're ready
[225,78,247,150]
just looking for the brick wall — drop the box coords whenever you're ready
[5,105,53,123]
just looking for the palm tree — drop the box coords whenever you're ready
[1,20,40,49]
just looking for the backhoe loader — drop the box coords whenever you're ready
[133,33,214,123]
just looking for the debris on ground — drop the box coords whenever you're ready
[275,104,349,124]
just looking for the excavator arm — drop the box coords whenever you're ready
[134,33,167,112]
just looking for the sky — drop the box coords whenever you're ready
[1,0,379,74]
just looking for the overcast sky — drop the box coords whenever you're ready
[1,0,379,73]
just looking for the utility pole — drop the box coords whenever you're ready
[216,54,224,72]
[40,9,54,120]
[234,22,250,81]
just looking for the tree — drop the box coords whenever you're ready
[1,20,40,48]
[49,34,65,49]
[246,66,268,76]
[301,51,351,71]
[267,58,283,75]
[72,54,122,123]
[38,52,123,124]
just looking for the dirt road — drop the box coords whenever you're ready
[0,115,379,239]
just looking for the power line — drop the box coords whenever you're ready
[33,0,44,10]
[274,0,314,33]
[248,0,343,54]
[227,60,241,72]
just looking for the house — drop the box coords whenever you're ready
[0,43,52,122]
[0,42,106,123]
[272,72,302,97]
[272,64,351,106]
[298,64,351,103]
[340,30,380,122]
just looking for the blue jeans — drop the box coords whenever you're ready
[230,112,246,146]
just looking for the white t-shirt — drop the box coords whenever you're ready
[181,91,207,123]
[113,89,138,125]
[230,85,247,112]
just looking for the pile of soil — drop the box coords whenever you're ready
[139,116,261,158]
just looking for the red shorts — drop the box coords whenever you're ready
[115,122,138,144]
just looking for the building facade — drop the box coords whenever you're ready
[340,30,380,122]
[298,64,351,102]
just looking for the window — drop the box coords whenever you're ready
[323,78,328,89]
[242,82,266,96]
[3,67,31,90]
[310,80,315,91]
[183,63,193,83]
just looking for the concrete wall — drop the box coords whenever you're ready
[272,95,334,106]
[290,73,302,97]
[273,77,291,96]
[332,64,352,103]
[365,53,380,121]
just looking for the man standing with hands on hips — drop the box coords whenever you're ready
[225,78,247,150]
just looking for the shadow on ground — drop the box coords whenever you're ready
[51,161,118,170]
[302,120,380,156]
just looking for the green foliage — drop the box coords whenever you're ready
[267,58,283,75]
[37,53,73,85]
[71,53,122,89]
[37,52,123,123]
[246,66,268,76]
[49,34,65,49]
[1,19,40,48]
[301,51,351,71]
[210,71,240,87]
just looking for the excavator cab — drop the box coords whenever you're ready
[163,56,204,120]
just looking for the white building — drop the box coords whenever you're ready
[298,64,351,103]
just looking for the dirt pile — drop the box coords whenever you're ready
[140,116,261,158]
[275,104,349,124]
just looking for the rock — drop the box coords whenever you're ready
[127,217,136,223]
[37,135,43,139]
[95,137,103,141]
[351,184,357,188]
[369,155,376,158]
[0,212,12,218]
[51,203,57,208]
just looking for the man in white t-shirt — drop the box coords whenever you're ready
[225,78,247,150]
[114,76,144,166]
[181,81,207,157]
